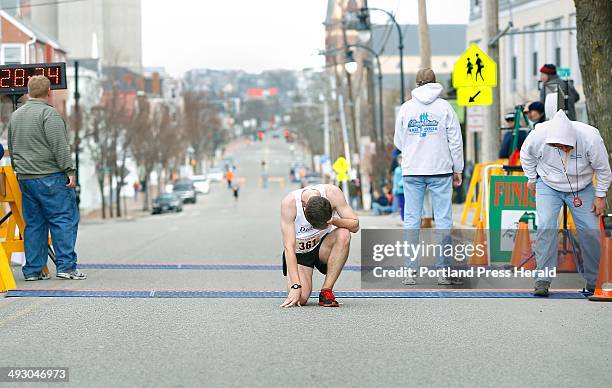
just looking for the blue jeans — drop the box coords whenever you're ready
[18,173,79,277]
[534,179,600,285]
[403,175,453,269]
[393,193,405,221]
[372,202,393,215]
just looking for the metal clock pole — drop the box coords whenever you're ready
[73,60,81,212]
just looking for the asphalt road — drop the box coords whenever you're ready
[1,138,610,388]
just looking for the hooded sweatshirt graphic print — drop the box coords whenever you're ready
[520,109,611,197]
[394,83,464,176]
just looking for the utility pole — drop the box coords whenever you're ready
[338,94,351,202]
[323,97,331,159]
[73,60,81,213]
[341,22,361,188]
[417,0,431,68]
[483,0,501,162]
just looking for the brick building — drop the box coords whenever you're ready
[0,9,68,115]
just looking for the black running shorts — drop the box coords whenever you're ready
[282,234,328,276]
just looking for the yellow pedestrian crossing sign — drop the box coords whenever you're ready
[457,86,493,106]
[453,44,497,88]
[333,157,350,183]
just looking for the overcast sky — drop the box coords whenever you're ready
[142,0,470,76]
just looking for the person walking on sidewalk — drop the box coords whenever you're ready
[394,68,464,285]
[7,76,86,281]
[520,110,610,296]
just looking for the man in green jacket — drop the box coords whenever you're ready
[7,76,86,281]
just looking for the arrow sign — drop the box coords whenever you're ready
[468,90,481,103]
[457,86,492,106]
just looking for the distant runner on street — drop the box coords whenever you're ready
[232,181,240,202]
[225,169,234,189]
[280,184,359,307]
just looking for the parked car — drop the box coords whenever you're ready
[303,173,322,186]
[173,180,197,204]
[191,174,211,195]
[207,167,224,182]
[151,193,182,214]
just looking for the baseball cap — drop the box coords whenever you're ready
[528,101,545,113]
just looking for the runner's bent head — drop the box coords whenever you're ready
[304,196,332,230]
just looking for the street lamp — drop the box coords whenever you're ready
[319,46,384,150]
[358,30,372,43]
[344,50,358,74]
[354,8,372,42]
[346,7,405,104]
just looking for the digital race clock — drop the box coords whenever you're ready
[0,62,67,95]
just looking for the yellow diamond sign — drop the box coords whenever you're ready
[457,86,493,106]
[333,157,350,183]
[452,44,497,88]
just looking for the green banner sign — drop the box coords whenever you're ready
[488,175,537,261]
[557,67,571,77]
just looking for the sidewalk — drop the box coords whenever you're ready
[358,203,476,230]
[81,197,149,223]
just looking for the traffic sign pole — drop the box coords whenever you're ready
[338,95,351,202]
[483,0,501,163]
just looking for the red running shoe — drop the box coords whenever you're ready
[318,288,339,307]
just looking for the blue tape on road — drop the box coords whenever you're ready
[77,263,363,271]
[6,289,588,299]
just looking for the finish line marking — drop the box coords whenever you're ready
[5,289,588,299]
[76,263,362,271]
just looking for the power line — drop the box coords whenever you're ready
[0,0,88,11]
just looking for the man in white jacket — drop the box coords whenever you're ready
[520,110,611,296]
[394,68,464,285]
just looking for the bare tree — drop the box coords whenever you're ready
[289,95,324,158]
[182,91,221,172]
[86,106,112,218]
[158,108,185,192]
[87,68,133,218]
[130,97,179,210]
[574,0,612,194]
[84,81,130,219]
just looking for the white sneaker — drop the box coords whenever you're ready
[24,272,50,281]
[402,276,417,286]
[57,269,87,280]
[437,276,451,285]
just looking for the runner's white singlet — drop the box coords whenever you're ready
[293,185,334,253]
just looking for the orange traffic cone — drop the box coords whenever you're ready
[590,236,612,301]
[557,230,578,272]
[510,222,536,269]
[469,220,488,266]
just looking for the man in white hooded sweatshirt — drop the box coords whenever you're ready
[520,110,610,296]
[394,68,464,285]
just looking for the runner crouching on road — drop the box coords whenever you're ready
[280,184,359,307]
